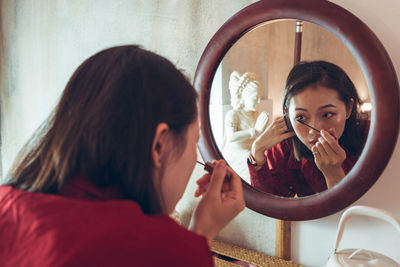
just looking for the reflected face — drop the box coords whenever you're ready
[288,85,351,150]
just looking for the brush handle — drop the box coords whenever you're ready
[203,162,232,182]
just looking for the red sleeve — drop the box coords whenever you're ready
[248,140,300,197]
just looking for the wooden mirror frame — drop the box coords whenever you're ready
[194,0,399,220]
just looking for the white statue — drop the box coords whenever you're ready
[221,71,269,182]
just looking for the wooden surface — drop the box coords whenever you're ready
[211,239,302,267]
[276,220,291,260]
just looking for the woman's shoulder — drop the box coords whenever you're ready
[0,186,212,266]
[80,207,212,266]
[92,209,212,266]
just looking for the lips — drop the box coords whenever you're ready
[309,139,318,146]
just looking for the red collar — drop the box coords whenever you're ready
[58,173,124,201]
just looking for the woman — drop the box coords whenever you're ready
[0,45,245,266]
[221,71,268,181]
[248,61,369,197]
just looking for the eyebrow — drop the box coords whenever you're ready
[295,104,337,111]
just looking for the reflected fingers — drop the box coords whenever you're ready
[319,134,345,159]
[275,119,291,133]
[320,130,341,154]
[282,130,296,139]
[315,140,329,159]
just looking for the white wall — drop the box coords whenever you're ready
[1,1,399,266]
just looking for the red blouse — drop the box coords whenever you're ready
[0,175,213,267]
[248,122,369,197]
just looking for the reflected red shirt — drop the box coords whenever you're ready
[248,122,369,197]
[0,175,213,267]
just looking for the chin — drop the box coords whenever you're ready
[303,143,313,151]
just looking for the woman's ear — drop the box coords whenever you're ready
[152,123,170,168]
[346,98,354,119]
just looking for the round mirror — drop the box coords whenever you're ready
[194,0,399,220]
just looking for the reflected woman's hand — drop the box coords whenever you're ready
[312,128,346,188]
[251,116,295,164]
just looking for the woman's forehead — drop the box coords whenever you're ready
[289,86,342,109]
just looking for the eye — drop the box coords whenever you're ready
[295,115,304,121]
[322,112,335,118]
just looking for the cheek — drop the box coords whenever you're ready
[189,147,198,173]
[293,124,309,143]
[180,144,197,182]
[324,116,347,138]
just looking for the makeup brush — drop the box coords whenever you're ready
[196,161,232,182]
[296,119,320,133]
[296,119,337,139]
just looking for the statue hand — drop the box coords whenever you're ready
[254,111,269,134]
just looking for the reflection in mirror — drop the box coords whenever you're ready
[209,20,371,197]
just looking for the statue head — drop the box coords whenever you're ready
[229,71,261,110]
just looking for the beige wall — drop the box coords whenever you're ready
[1,1,399,266]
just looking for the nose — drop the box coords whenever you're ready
[308,119,322,135]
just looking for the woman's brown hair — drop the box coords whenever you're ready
[5,45,198,214]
